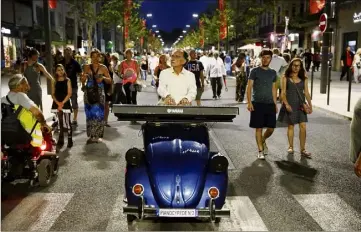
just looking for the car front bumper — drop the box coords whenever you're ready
[123,205,230,219]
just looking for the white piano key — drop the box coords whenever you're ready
[1,193,74,231]
[293,193,361,231]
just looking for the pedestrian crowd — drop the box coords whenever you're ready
[1,45,360,178]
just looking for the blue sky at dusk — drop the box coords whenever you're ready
[140,0,217,32]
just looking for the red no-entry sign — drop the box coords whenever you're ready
[319,13,328,33]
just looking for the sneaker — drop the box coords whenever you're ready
[257,151,265,160]
[263,141,268,155]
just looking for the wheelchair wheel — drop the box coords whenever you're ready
[37,159,53,187]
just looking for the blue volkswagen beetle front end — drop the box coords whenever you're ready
[123,123,230,222]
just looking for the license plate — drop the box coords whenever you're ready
[157,209,198,217]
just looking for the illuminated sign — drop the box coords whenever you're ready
[1,27,11,34]
[354,12,361,23]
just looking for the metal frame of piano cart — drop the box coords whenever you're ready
[113,105,239,223]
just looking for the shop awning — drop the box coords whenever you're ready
[26,28,63,42]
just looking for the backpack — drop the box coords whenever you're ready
[1,96,37,146]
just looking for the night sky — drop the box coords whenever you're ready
[140,0,216,33]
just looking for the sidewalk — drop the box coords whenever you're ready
[308,70,361,119]
[1,75,84,121]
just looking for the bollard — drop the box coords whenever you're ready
[311,65,315,100]
[327,64,331,105]
[347,68,352,112]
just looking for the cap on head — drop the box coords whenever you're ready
[111,53,119,60]
[9,74,25,90]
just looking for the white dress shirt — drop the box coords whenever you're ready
[111,61,122,84]
[206,57,226,78]
[157,67,197,104]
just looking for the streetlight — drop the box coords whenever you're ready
[182,30,187,33]
[186,25,190,28]
[152,25,157,28]
[155,30,159,33]
[192,13,198,18]
[146,13,152,17]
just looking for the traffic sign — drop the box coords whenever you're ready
[319,13,328,33]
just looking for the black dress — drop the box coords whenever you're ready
[51,79,72,113]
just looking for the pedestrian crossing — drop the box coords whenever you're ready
[2,192,360,231]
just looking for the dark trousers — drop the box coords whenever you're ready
[123,83,137,104]
[112,83,126,105]
[313,61,321,71]
[211,77,222,97]
[236,73,247,101]
[341,66,351,81]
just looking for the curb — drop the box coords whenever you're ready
[312,105,353,121]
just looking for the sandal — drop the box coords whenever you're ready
[287,147,294,154]
[301,150,312,159]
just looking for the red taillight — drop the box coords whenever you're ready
[208,187,219,199]
[40,141,47,151]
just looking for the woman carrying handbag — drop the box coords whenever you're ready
[277,58,313,158]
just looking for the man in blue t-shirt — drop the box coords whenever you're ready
[185,50,205,106]
[246,49,278,160]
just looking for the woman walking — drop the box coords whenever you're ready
[154,54,170,100]
[278,58,313,158]
[119,49,140,105]
[51,64,73,148]
[352,48,361,84]
[81,49,112,144]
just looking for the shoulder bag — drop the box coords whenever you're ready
[290,79,312,114]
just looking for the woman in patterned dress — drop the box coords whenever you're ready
[277,58,313,158]
[80,49,112,144]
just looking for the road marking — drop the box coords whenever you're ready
[217,196,268,231]
[1,193,74,231]
[209,128,235,169]
[293,193,361,231]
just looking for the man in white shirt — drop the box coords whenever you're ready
[205,51,227,100]
[148,52,159,87]
[157,49,197,105]
[199,51,210,83]
[269,48,288,99]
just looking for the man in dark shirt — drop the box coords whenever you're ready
[185,50,205,106]
[246,49,278,160]
[340,46,355,81]
[61,47,82,125]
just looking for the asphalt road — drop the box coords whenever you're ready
[2,78,361,231]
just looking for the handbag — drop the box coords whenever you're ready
[86,65,100,105]
[290,79,312,114]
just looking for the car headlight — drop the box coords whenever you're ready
[209,154,228,173]
[125,148,144,166]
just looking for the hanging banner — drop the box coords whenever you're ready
[48,0,57,9]
[309,0,325,15]
[124,0,132,40]
[219,0,227,40]
[199,19,204,48]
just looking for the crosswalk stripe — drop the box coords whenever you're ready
[1,193,74,231]
[293,193,361,231]
[218,196,268,231]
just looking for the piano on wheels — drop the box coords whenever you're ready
[112,104,239,123]
[115,104,239,223]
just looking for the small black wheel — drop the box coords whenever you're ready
[37,159,53,187]
[52,157,59,176]
[127,215,137,223]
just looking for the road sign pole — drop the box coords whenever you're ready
[320,1,331,94]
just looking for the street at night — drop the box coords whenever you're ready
[2,79,361,231]
[2,0,361,231]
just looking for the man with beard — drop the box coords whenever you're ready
[158,49,197,105]
[61,47,82,125]
[246,49,278,160]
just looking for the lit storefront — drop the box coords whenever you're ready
[335,3,361,71]
[1,27,21,68]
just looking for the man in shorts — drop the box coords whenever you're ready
[185,50,205,106]
[246,49,278,160]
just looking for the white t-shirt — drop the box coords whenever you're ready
[1,92,36,110]
[269,55,288,74]
[111,61,122,84]
[157,67,197,104]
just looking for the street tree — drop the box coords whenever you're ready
[67,0,98,49]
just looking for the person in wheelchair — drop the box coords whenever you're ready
[1,74,52,149]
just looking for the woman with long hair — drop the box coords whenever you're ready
[154,54,170,100]
[51,64,73,147]
[277,58,313,158]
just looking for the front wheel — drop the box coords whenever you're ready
[37,159,53,187]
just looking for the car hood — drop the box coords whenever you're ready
[147,139,209,208]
